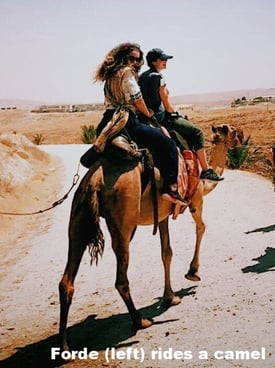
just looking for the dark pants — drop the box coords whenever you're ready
[97,110,178,186]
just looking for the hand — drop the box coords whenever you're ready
[138,112,160,127]
[147,108,154,118]
[165,111,188,121]
[148,115,160,128]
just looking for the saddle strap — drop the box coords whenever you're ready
[141,152,158,235]
[149,164,158,236]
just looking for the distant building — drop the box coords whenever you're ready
[231,95,275,107]
[31,103,104,113]
[0,106,17,110]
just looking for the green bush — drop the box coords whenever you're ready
[81,125,96,144]
[32,133,45,145]
[227,136,251,169]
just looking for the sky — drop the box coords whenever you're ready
[1,0,275,103]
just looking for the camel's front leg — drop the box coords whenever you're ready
[185,198,205,281]
[159,218,181,307]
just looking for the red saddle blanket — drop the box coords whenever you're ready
[177,149,200,201]
[159,126,200,203]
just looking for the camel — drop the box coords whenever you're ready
[58,123,243,351]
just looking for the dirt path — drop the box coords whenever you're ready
[0,145,274,368]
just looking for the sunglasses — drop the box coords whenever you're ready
[127,55,142,63]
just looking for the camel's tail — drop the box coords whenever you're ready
[87,187,104,265]
[87,223,104,265]
[70,162,105,265]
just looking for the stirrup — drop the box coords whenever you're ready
[161,189,187,205]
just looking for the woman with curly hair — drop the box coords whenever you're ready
[80,42,186,205]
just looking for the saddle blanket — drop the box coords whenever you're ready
[174,149,200,218]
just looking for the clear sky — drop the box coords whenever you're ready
[1,0,275,103]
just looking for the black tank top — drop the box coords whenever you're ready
[139,69,165,122]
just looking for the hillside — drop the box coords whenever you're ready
[171,88,275,106]
[1,88,275,110]
[0,103,274,183]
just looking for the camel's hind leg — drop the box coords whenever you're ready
[159,218,181,308]
[59,238,86,351]
[59,194,98,352]
[106,217,153,330]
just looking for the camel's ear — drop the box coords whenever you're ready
[212,126,217,133]
[222,125,229,134]
[236,128,244,143]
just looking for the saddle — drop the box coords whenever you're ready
[83,110,200,224]
[106,135,200,221]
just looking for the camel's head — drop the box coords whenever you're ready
[211,124,244,148]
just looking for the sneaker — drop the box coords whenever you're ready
[200,168,224,181]
[161,188,188,205]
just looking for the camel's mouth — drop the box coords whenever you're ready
[211,134,224,144]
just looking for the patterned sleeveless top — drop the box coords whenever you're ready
[104,66,142,112]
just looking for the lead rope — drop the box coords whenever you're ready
[0,162,81,216]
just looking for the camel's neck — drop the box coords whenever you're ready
[209,142,229,175]
[203,142,229,195]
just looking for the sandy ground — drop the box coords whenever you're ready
[0,141,274,368]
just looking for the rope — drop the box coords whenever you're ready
[0,162,81,216]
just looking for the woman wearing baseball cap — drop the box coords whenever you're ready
[139,48,223,181]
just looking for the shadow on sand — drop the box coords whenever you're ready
[0,287,196,368]
[245,224,275,234]
[242,247,275,274]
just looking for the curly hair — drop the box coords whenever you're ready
[93,42,144,82]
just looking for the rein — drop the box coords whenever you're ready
[0,164,80,216]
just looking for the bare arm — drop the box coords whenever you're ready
[122,68,153,117]
[159,85,175,113]
[133,98,153,117]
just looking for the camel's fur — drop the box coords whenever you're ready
[58,124,243,351]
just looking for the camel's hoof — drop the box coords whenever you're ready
[185,272,201,282]
[59,348,73,362]
[161,296,181,308]
[141,318,153,329]
[60,342,70,354]
[134,317,153,330]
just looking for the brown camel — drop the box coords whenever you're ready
[58,124,243,351]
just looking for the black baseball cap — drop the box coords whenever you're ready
[146,48,173,64]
